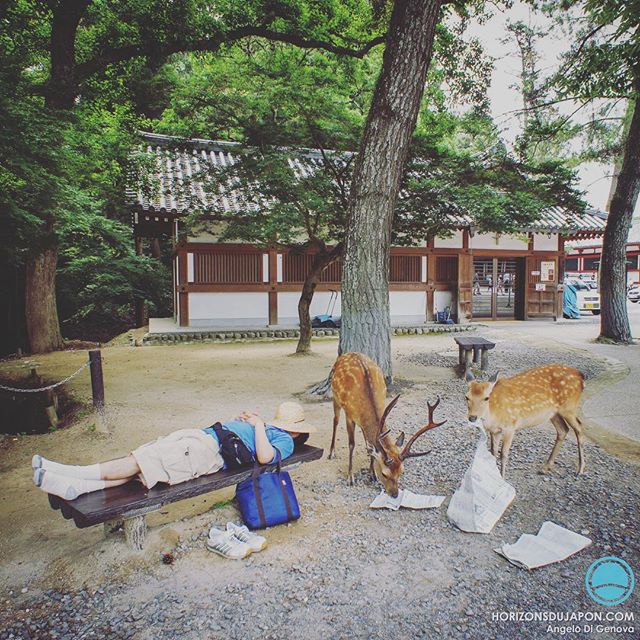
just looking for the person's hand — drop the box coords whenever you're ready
[237,411,264,428]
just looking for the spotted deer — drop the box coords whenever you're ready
[330,352,446,497]
[465,364,586,478]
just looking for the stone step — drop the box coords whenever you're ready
[139,324,476,346]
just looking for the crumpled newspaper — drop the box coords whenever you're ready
[495,521,592,569]
[447,424,516,533]
[370,489,445,511]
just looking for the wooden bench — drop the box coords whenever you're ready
[46,444,324,550]
[453,336,496,374]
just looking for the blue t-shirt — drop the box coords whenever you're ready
[203,420,294,467]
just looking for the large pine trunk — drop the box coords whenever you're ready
[25,247,64,353]
[599,97,640,344]
[339,0,442,380]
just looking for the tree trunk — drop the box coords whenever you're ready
[47,0,90,110]
[25,247,64,353]
[296,270,322,355]
[339,0,443,380]
[296,246,342,354]
[22,2,90,354]
[599,95,640,344]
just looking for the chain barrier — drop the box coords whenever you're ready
[0,361,91,394]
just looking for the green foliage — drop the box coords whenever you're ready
[0,11,168,344]
[396,112,586,241]
[526,0,639,162]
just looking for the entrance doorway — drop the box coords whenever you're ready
[472,257,519,319]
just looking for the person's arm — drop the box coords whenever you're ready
[238,411,275,464]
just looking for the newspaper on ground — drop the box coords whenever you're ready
[370,489,445,511]
[495,521,592,569]
[447,424,516,533]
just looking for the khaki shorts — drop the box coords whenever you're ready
[132,429,224,489]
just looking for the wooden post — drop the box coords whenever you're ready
[134,237,147,328]
[89,350,105,410]
[480,349,489,371]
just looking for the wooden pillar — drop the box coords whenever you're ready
[177,248,189,327]
[426,254,436,322]
[134,237,146,328]
[268,249,278,326]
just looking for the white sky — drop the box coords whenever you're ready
[467,1,636,216]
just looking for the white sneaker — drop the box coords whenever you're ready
[207,527,252,559]
[226,522,267,553]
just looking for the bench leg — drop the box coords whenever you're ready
[464,349,473,375]
[124,515,147,551]
[481,349,489,371]
[473,346,481,364]
[458,345,465,366]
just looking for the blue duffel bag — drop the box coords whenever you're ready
[236,461,300,530]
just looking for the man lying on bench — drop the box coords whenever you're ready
[31,402,316,501]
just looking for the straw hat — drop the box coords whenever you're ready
[270,402,317,434]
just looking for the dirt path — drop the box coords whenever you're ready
[1,333,638,639]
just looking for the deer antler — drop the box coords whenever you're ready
[376,395,400,461]
[400,396,446,460]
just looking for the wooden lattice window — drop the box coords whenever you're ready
[283,254,342,283]
[564,257,579,271]
[435,256,458,282]
[390,255,422,283]
[193,252,262,284]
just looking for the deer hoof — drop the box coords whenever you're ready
[540,464,553,475]
[349,476,354,486]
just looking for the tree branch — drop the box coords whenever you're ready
[76,28,385,81]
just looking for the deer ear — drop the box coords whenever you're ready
[395,431,405,447]
[489,371,499,383]
[465,369,476,382]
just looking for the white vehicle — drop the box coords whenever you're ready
[566,279,601,314]
[628,283,639,303]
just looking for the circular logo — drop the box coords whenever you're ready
[585,557,635,606]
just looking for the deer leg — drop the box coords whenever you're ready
[368,456,376,482]
[560,412,586,474]
[346,418,356,486]
[542,415,569,473]
[489,431,500,457]
[500,429,515,478]
[328,399,340,460]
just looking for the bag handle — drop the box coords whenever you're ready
[251,462,267,528]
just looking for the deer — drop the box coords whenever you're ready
[329,352,446,497]
[464,364,586,478]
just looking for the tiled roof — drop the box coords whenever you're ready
[129,132,607,236]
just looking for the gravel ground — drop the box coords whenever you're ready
[1,343,638,640]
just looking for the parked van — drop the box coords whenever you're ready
[565,278,601,314]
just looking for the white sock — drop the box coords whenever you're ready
[33,455,102,480]
[37,470,106,500]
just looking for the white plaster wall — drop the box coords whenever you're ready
[188,292,269,326]
[533,233,558,251]
[472,232,529,250]
[390,291,426,324]
[434,290,454,315]
[277,291,342,326]
[434,230,463,248]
